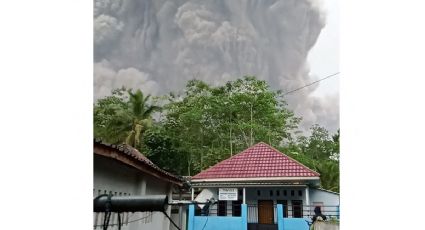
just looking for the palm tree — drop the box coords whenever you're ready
[95,89,160,149]
[315,161,340,192]
[124,89,161,148]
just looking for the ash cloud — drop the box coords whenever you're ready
[93,0,339,133]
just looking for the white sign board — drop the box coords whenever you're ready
[219,188,238,201]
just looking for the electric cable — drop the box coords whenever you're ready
[283,72,340,96]
[201,216,209,230]
[201,199,216,230]
[117,212,121,230]
[101,194,113,230]
[162,210,182,230]
[94,212,153,228]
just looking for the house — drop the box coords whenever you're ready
[93,139,187,230]
[188,142,339,230]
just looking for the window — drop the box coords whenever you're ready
[257,190,261,196]
[298,190,302,196]
[270,190,273,196]
[291,190,294,196]
[292,200,303,218]
[283,190,287,196]
[277,190,280,196]
[232,200,242,216]
[218,201,227,216]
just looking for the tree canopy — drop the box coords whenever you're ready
[94,88,160,149]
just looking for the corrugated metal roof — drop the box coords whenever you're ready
[192,142,320,180]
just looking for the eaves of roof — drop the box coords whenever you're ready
[94,139,185,187]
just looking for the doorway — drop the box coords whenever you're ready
[258,200,274,224]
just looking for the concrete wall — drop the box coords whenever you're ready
[313,222,340,230]
[93,155,177,230]
[188,204,247,230]
[245,187,306,203]
[170,205,187,230]
[277,204,309,230]
[309,189,339,206]
[282,218,310,230]
[309,188,339,217]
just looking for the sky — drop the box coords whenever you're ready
[308,0,339,97]
[93,0,339,134]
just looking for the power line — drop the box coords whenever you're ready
[94,211,181,230]
[94,213,152,228]
[283,72,340,96]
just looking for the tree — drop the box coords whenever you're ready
[143,125,188,175]
[298,125,337,161]
[281,125,340,192]
[160,76,300,175]
[330,129,340,161]
[124,89,161,148]
[315,160,339,192]
[93,88,160,149]
[94,87,130,144]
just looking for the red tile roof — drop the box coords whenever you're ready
[192,142,320,180]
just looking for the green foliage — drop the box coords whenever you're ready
[161,76,300,175]
[281,126,340,192]
[315,160,339,192]
[143,126,188,175]
[93,88,160,149]
[298,125,337,161]
[94,87,130,144]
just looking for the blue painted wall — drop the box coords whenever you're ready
[277,204,309,230]
[282,218,310,230]
[189,203,310,230]
[188,204,247,230]
[277,204,284,230]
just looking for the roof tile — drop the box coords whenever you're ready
[192,142,319,180]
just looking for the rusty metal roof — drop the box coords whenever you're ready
[94,139,185,186]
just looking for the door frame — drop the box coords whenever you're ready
[258,200,274,224]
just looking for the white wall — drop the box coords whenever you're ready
[245,187,306,204]
[93,155,175,230]
[309,188,340,217]
[170,205,187,230]
[309,188,339,206]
